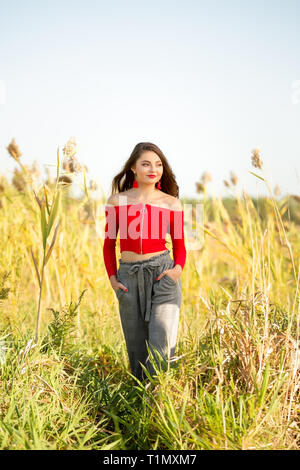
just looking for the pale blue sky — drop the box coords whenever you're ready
[1,0,300,198]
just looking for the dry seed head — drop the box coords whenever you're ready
[89,180,98,191]
[7,138,22,160]
[223,180,230,188]
[195,182,204,193]
[201,171,212,185]
[75,160,83,172]
[58,175,72,185]
[62,137,83,173]
[274,184,281,196]
[62,156,82,173]
[62,159,70,171]
[31,160,41,180]
[230,171,238,186]
[12,167,27,191]
[63,137,77,158]
[251,148,263,169]
[0,175,8,192]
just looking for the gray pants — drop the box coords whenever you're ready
[116,249,182,382]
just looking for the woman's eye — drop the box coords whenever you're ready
[142,163,162,167]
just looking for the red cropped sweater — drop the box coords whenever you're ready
[103,202,187,279]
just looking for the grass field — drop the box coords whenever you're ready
[0,145,299,450]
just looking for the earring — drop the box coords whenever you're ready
[132,172,139,188]
[156,180,161,190]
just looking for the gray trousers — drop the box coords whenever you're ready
[116,249,182,382]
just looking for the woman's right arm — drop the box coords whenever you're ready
[103,195,119,282]
[102,196,127,294]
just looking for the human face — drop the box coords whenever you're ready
[132,151,163,186]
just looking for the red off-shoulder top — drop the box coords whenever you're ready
[103,202,186,279]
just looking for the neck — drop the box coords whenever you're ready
[132,185,158,200]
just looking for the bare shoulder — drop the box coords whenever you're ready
[166,195,183,211]
[106,193,119,205]
[106,190,133,205]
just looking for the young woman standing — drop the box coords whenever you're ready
[103,142,186,382]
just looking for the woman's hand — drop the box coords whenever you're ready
[156,265,182,283]
[113,282,128,293]
[111,276,128,292]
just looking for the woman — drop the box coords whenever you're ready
[103,142,186,382]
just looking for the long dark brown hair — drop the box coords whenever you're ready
[111,142,180,198]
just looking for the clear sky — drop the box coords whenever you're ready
[1,0,300,199]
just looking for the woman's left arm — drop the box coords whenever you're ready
[156,201,186,282]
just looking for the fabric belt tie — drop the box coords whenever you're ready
[127,259,162,322]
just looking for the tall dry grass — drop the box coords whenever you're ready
[0,142,298,449]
